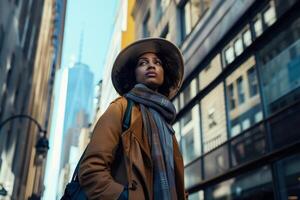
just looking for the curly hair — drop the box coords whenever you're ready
[117,52,181,97]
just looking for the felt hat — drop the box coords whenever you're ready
[111,37,184,99]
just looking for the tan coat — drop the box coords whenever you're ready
[78,97,186,200]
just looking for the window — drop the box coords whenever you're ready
[173,122,181,143]
[182,110,192,126]
[237,77,245,104]
[181,85,191,108]
[201,83,227,153]
[180,104,201,164]
[243,28,252,47]
[6,54,15,91]
[276,154,300,200]
[258,17,300,115]
[0,25,4,54]
[254,17,263,37]
[188,191,204,200]
[185,159,202,189]
[231,124,266,166]
[206,166,274,199]
[142,12,150,38]
[226,57,263,137]
[203,144,229,179]
[199,54,222,90]
[172,97,179,113]
[227,84,236,110]
[182,129,195,163]
[182,0,211,38]
[225,46,234,64]
[253,2,277,39]
[263,4,276,26]
[247,67,258,97]
[234,38,243,56]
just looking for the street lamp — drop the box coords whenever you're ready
[0,184,8,196]
[0,114,49,197]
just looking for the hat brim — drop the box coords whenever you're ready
[111,38,184,99]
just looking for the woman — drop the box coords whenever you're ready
[78,38,186,200]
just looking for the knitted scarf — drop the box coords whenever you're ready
[125,84,177,200]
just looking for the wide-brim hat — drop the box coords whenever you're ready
[111,37,184,99]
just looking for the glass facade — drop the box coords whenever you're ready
[201,83,227,153]
[138,0,300,198]
[206,166,274,200]
[225,56,263,137]
[258,17,300,116]
[276,154,300,199]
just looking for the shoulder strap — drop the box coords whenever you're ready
[122,98,134,132]
[72,97,134,181]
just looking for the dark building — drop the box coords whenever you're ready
[0,0,67,199]
[132,0,300,199]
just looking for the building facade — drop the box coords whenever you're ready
[132,0,300,199]
[0,0,67,199]
[99,0,136,117]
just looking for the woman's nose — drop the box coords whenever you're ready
[147,63,156,69]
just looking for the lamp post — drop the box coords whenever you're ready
[0,114,49,197]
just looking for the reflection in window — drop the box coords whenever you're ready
[237,76,245,105]
[234,38,243,56]
[181,104,201,164]
[263,4,276,26]
[227,84,236,110]
[182,110,192,126]
[206,166,274,200]
[173,122,181,143]
[258,17,300,115]
[184,86,190,104]
[276,154,300,199]
[247,67,258,97]
[254,17,263,37]
[204,144,229,179]
[225,46,234,64]
[202,83,227,152]
[182,130,195,163]
[185,159,202,189]
[0,25,4,54]
[189,190,204,200]
[243,28,252,47]
[172,97,179,113]
[226,57,263,137]
[231,124,266,166]
[199,54,222,90]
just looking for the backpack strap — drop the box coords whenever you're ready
[72,97,134,181]
[122,98,134,132]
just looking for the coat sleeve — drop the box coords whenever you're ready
[78,98,126,200]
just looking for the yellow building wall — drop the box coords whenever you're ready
[121,0,136,49]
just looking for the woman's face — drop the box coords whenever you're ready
[135,52,164,91]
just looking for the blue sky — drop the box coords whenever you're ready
[61,0,119,85]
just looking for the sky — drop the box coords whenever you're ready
[61,0,119,85]
[43,1,119,199]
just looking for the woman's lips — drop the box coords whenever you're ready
[145,72,157,77]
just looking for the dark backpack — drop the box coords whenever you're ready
[60,98,134,200]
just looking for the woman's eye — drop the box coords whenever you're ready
[155,60,162,65]
[138,60,147,66]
